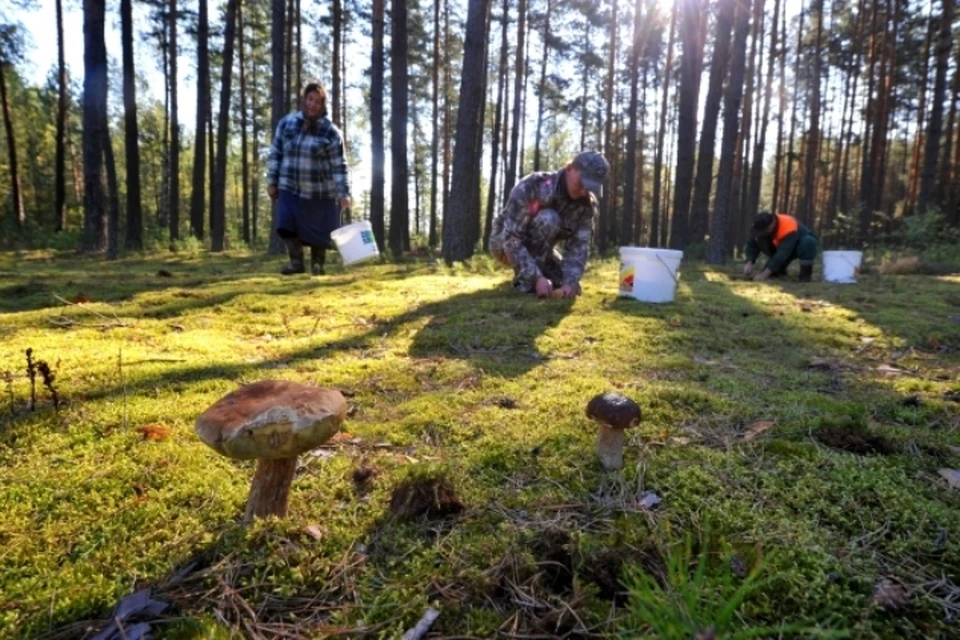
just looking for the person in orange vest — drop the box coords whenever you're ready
[744,211,819,282]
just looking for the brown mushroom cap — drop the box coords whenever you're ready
[586,393,641,430]
[196,380,347,460]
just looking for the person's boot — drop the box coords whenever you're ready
[310,246,326,276]
[281,238,306,275]
[799,263,813,283]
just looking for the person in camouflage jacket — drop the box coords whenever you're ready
[489,151,610,298]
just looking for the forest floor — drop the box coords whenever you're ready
[0,249,958,639]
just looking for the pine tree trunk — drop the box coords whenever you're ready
[104,128,121,260]
[650,2,676,249]
[483,0,509,252]
[771,2,787,212]
[532,0,552,173]
[442,0,453,218]
[168,0,180,242]
[390,0,410,256]
[429,0,441,248]
[907,17,933,215]
[838,0,865,219]
[269,0,287,255]
[211,0,239,252]
[370,0,386,252]
[295,0,301,98]
[621,0,645,245]
[442,0,492,264]
[239,1,250,245]
[332,0,341,128]
[82,0,108,251]
[504,0,526,201]
[669,0,704,249]
[918,0,954,213]
[285,0,293,111]
[190,0,209,240]
[691,0,735,244]
[783,0,804,213]
[937,58,960,208]
[120,0,142,250]
[599,0,618,252]
[800,0,823,225]
[0,61,24,230]
[735,0,762,248]
[55,0,67,231]
[708,0,750,264]
[748,0,778,227]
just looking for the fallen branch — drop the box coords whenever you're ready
[52,294,132,328]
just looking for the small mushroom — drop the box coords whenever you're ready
[196,380,347,523]
[586,392,641,470]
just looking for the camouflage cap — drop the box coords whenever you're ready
[572,151,610,198]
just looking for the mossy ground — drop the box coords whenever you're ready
[0,249,957,638]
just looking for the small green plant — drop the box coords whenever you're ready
[24,348,36,411]
[620,522,847,639]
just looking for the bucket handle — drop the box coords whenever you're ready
[655,254,680,287]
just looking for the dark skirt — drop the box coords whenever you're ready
[276,191,340,249]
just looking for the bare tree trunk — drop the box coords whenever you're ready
[0,61,24,229]
[285,0,293,111]
[239,1,250,245]
[168,0,180,242]
[120,0,142,250]
[103,128,121,260]
[771,1,787,212]
[295,0,301,98]
[708,0,750,264]
[429,0,441,248]
[269,0,287,255]
[442,0,453,217]
[533,0,552,173]
[748,0,778,224]
[621,0,645,245]
[332,0,341,128]
[907,14,933,215]
[838,0,865,219]
[691,0,735,244]
[651,1,676,249]
[189,0,209,240]
[211,0,240,252]
[504,0,526,201]
[484,0,510,252]
[55,0,67,231]
[599,0,618,252]
[782,0,804,212]
[919,0,954,213]
[938,57,960,209]
[669,0,705,249]
[800,0,823,224]
[82,0,108,251]
[370,0,386,252]
[390,0,410,256]
[442,0,492,263]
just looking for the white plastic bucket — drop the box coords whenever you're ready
[330,221,380,266]
[822,250,862,284]
[619,247,684,303]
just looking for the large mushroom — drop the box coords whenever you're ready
[196,380,347,523]
[586,393,641,470]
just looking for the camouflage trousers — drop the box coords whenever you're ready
[489,208,567,293]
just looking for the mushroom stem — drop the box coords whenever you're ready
[596,424,625,470]
[244,457,299,523]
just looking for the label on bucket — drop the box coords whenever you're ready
[360,230,374,245]
[620,263,635,292]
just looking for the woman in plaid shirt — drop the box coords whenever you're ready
[267,83,352,275]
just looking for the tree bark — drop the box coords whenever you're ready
[332,0,341,128]
[708,0,750,264]
[269,0,287,255]
[168,0,180,242]
[800,0,823,225]
[0,60,24,230]
[621,0,645,245]
[907,16,933,215]
[690,0,735,244]
[211,0,240,252]
[429,0,441,248]
[104,128,121,260]
[748,0,779,226]
[651,2,676,249]
[55,0,67,231]
[239,1,250,245]
[370,0,386,252]
[82,0,107,252]
[919,0,954,213]
[484,0,510,252]
[669,0,704,249]
[533,0,552,173]
[119,0,143,250]
[390,0,410,256]
[599,0,618,252]
[190,0,210,240]
[442,0,492,264]
[504,0,526,201]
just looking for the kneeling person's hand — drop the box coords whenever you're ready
[535,277,553,298]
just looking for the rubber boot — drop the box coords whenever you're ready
[799,263,813,283]
[311,246,326,276]
[281,238,306,275]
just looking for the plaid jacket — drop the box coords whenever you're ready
[266,112,352,200]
